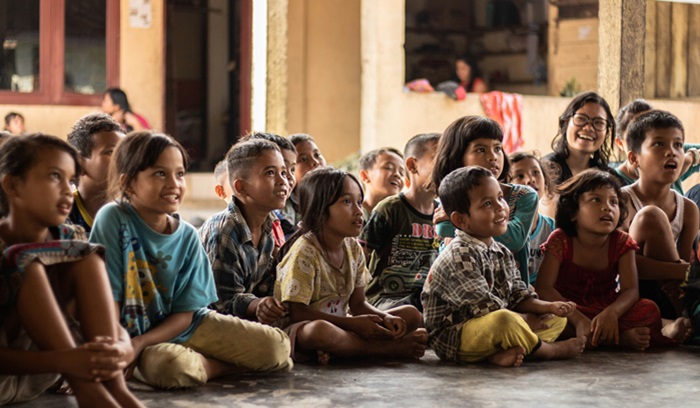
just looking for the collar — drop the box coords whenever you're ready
[73,190,94,228]
[454,229,505,254]
[227,197,276,245]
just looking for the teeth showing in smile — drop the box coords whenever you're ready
[578,134,595,141]
[163,194,179,202]
[275,191,288,198]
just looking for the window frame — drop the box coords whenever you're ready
[0,0,120,106]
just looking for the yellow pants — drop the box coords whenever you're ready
[135,311,293,389]
[457,309,566,363]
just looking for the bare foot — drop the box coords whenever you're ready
[534,336,586,360]
[316,350,331,365]
[619,327,651,351]
[487,347,525,367]
[102,377,145,408]
[69,380,120,408]
[393,328,428,359]
[519,313,554,331]
[662,317,693,343]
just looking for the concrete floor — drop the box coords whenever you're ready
[16,346,700,408]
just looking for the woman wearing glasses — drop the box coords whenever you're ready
[542,91,616,185]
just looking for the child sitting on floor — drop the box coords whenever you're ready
[199,139,291,325]
[67,112,125,233]
[536,169,669,350]
[90,132,292,389]
[0,134,141,407]
[275,167,427,363]
[509,151,556,284]
[360,133,439,310]
[620,110,697,342]
[422,166,585,367]
[213,159,233,204]
[358,147,406,221]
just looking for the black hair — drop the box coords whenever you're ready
[438,166,493,216]
[214,159,227,181]
[242,131,296,153]
[404,133,440,160]
[3,112,23,128]
[225,139,281,184]
[289,133,316,147]
[508,151,553,199]
[0,133,81,217]
[104,88,131,112]
[555,169,628,237]
[455,54,482,91]
[616,99,653,142]
[108,131,190,202]
[358,147,404,171]
[432,115,509,191]
[67,112,123,158]
[625,109,685,154]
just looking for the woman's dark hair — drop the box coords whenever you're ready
[432,115,509,191]
[509,151,553,199]
[555,169,627,237]
[0,133,81,217]
[105,88,131,112]
[280,167,363,256]
[551,91,616,169]
[616,99,653,142]
[455,54,482,92]
[108,131,190,202]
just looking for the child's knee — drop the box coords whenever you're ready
[388,305,423,329]
[632,206,669,234]
[249,326,293,372]
[137,343,207,389]
[299,320,343,350]
[489,309,524,327]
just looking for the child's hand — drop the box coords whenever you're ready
[519,312,554,331]
[591,309,619,347]
[350,314,393,339]
[256,296,287,324]
[433,206,448,226]
[80,336,131,381]
[55,337,127,382]
[548,301,576,317]
[382,314,407,338]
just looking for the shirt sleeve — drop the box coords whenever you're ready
[199,219,257,317]
[540,229,567,263]
[495,185,538,253]
[503,250,536,308]
[276,238,319,305]
[89,204,126,303]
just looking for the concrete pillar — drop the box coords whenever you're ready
[598,0,646,114]
[266,0,288,135]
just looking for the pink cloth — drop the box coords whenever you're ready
[479,91,524,154]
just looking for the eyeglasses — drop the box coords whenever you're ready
[571,113,609,132]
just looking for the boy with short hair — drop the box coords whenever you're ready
[422,166,586,367]
[360,133,440,311]
[213,159,233,204]
[358,147,406,220]
[67,112,125,232]
[621,109,698,341]
[199,139,291,325]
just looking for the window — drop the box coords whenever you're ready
[0,0,119,105]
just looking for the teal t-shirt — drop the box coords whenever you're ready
[90,202,218,344]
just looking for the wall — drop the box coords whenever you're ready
[0,0,165,138]
[287,0,361,164]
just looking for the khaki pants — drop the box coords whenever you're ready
[135,311,293,389]
[457,309,566,363]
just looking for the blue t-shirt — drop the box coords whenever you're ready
[528,214,555,284]
[90,202,217,343]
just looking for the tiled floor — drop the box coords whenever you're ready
[18,346,700,407]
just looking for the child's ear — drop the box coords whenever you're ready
[359,168,370,184]
[214,184,226,200]
[614,137,624,150]
[118,174,130,195]
[405,157,418,174]
[449,211,468,231]
[232,178,246,196]
[627,150,639,167]
[1,174,18,198]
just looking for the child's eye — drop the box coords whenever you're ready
[177,171,186,178]
[104,149,114,156]
[514,173,524,179]
[155,171,165,177]
[50,172,61,180]
[592,197,600,202]
[483,201,491,207]
[533,170,541,176]
[653,141,663,147]
[299,156,308,163]
[495,146,502,152]
[314,152,323,160]
[611,199,618,206]
[476,148,485,153]
[675,142,684,149]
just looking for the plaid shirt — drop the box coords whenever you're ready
[199,198,277,318]
[421,229,534,362]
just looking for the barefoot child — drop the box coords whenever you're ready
[620,110,697,342]
[358,147,405,221]
[509,151,556,284]
[433,116,538,283]
[536,169,669,350]
[90,132,292,389]
[0,134,141,407]
[67,112,125,233]
[422,166,585,367]
[200,138,291,325]
[360,133,439,311]
[275,167,427,363]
